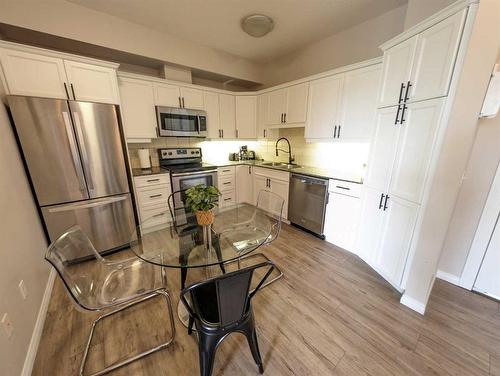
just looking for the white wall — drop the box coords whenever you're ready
[401,0,500,312]
[0,95,51,374]
[404,0,458,29]
[0,0,263,84]
[260,5,407,86]
[438,94,500,280]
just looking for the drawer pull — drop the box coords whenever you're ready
[152,212,166,218]
[147,178,160,182]
[335,185,350,190]
[223,182,231,185]
[224,198,232,201]
[149,194,162,198]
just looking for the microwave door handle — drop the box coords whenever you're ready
[197,115,201,135]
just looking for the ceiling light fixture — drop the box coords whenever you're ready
[241,14,274,38]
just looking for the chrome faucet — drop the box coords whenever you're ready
[275,137,295,165]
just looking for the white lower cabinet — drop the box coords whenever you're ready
[134,173,172,229]
[356,186,418,289]
[253,167,289,219]
[324,181,362,252]
[217,166,236,208]
[236,165,254,204]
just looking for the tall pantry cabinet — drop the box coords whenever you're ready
[356,8,468,290]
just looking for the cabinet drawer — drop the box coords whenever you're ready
[329,180,362,198]
[218,176,235,192]
[217,166,235,177]
[254,167,289,182]
[137,186,171,206]
[134,174,170,188]
[220,191,236,208]
[139,204,171,228]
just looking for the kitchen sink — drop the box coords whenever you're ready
[261,162,302,169]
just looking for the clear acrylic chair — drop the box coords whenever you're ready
[45,226,176,376]
[219,190,284,288]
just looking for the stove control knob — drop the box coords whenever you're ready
[191,151,195,154]
[168,152,172,156]
[196,150,200,154]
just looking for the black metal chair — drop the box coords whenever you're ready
[180,261,276,376]
[167,190,226,289]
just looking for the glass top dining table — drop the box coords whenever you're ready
[129,203,277,269]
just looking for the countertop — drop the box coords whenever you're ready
[132,160,363,184]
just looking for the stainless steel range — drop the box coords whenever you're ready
[158,147,217,206]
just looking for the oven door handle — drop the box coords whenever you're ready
[172,170,217,177]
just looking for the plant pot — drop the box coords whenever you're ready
[195,209,214,226]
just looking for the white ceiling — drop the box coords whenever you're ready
[66,0,407,64]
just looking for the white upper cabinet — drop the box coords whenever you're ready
[266,83,309,126]
[118,77,157,140]
[219,94,236,139]
[154,83,181,107]
[0,48,69,99]
[378,36,417,108]
[204,91,221,139]
[389,98,445,203]
[180,87,204,110]
[63,60,120,104]
[235,96,257,139]
[408,10,466,103]
[267,88,286,126]
[364,106,400,191]
[285,83,309,124]
[306,74,344,139]
[257,93,270,139]
[338,64,381,141]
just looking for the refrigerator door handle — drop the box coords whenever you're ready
[72,111,94,191]
[61,111,87,193]
[48,195,128,213]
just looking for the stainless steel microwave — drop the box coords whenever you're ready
[156,106,207,138]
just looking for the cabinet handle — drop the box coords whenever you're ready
[248,166,251,174]
[400,104,407,124]
[383,195,389,211]
[404,81,412,102]
[152,212,166,218]
[70,83,76,100]
[236,129,239,138]
[280,113,283,123]
[178,97,182,107]
[338,125,341,138]
[222,129,224,138]
[263,129,266,138]
[284,113,287,123]
[334,125,337,138]
[268,179,271,188]
[398,82,406,103]
[395,105,402,125]
[63,83,70,100]
[147,178,160,182]
[149,194,162,198]
[378,193,385,209]
[182,97,185,108]
[335,185,350,190]
[223,182,231,185]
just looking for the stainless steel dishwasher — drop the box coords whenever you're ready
[288,174,329,239]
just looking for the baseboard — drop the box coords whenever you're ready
[400,294,426,315]
[436,270,461,286]
[21,269,56,376]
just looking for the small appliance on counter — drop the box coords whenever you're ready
[239,145,256,160]
[229,152,240,161]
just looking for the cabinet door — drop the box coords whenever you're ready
[204,91,221,139]
[118,77,157,139]
[285,83,309,124]
[364,106,400,192]
[219,94,236,139]
[236,165,254,204]
[270,178,289,219]
[253,175,270,207]
[0,48,68,99]
[267,88,286,126]
[378,36,417,108]
[154,83,181,107]
[338,64,381,141]
[374,195,419,288]
[355,187,385,262]
[408,9,466,103]
[63,60,120,104]
[389,98,445,204]
[180,87,204,110]
[324,193,361,252]
[235,96,257,139]
[306,74,343,139]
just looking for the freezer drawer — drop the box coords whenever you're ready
[42,194,135,255]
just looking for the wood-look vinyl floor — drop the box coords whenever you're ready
[33,224,500,375]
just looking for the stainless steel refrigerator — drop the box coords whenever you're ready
[7,95,135,256]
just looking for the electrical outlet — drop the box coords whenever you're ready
[1,313,14,339]
[18,280,28,300]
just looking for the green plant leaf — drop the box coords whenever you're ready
[184,184,221,212]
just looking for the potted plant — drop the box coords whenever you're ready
[185,184,221,226]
